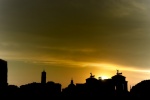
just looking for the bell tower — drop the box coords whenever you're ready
[41,70,46,84]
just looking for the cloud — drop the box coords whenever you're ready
[1,0,149,33]
[1,0,150,70]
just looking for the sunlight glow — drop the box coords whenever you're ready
[100,75,108,80]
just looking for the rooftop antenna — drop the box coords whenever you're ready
[71,77,74,84]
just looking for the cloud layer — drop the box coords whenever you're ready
[1,0,150,71]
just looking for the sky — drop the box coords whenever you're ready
[1,0,150,90]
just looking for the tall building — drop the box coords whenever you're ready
[41,70,46,84]
[0,59,8,88]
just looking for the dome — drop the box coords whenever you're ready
[130,80,150,97]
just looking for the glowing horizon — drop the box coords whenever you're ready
[1,0,150,89]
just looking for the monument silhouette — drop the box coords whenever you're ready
[0,58,149,98]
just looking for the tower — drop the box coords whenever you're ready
[41,70,46,84]
[0,59,8,88]
[68,78,75,87]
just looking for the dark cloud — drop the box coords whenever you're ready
[1,0,149,33]
[1,0,150,69]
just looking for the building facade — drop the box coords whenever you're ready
[0,59,8,88]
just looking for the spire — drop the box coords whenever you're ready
[71,78,74,84]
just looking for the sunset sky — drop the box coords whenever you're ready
[1,0,150,90]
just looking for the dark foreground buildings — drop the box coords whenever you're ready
[0,58,149,98]
[19,70,61,97]
[62,70,129,97]
[0,59,8,88]
[130,80,150,97]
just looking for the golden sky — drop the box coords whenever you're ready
[1,0,150,90]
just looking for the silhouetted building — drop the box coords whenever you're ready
[0,59,8,88]
[85,73,114,96]
[20,81,61,97]
[85,73,101,96]
[46,81,62,96]
[41,70,46,84]
[62,79,76,96]
[63,71,129,97]
[99,78,115,96]
[130,80,150,97]
[20,82,43,97]
[7,85,19,96]
[0,58,134,98]
[75,83,86,96]
[112,70,128,95]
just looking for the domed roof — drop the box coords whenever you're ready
[130,80,150,96]
[68,79,75,88]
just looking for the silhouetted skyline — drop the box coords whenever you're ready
[0,58,149,98]
[1,0,150,90]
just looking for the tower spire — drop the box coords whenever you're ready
[71,78,74,84]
